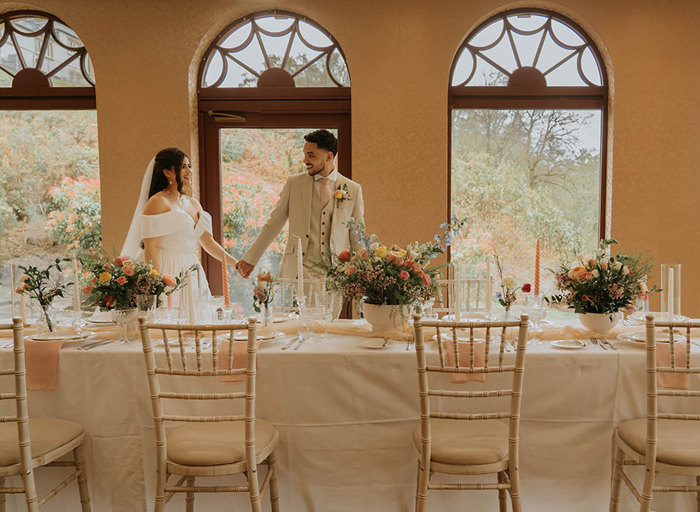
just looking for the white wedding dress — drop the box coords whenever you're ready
[138,209,212,315]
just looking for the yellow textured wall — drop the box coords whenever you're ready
[2,0,698,313]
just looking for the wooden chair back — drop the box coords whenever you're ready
[644,315,700,474]
[413,314,529,469]
[0,318,39,505]
[137,318,260,468]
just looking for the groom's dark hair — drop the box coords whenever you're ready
[304,129,337,157]
[148,147,188,199]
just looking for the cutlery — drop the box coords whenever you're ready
[281,336,299,351]
[601,337,617,351]
[83,340,115,351]
[590,337,607,350]
[78,340,104,350]
[1,342,12,349]
[293,336,306,351]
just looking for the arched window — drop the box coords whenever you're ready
[198,11,351,309]
[449,9,608,293]
[0,11,99,318]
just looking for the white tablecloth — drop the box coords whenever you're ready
[1,329,698,511]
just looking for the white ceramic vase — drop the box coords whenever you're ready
[362,303,408,332]
[578,312,619,334]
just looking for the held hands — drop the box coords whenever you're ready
[235,259,255,279]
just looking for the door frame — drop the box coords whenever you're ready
[198,109,351,294]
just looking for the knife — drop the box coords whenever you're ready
[281,336,298,351]
[601,337,617,351]
[293,336,306,351]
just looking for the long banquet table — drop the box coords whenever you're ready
[1,322,699,512]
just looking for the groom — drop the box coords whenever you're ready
[235,129,364,280]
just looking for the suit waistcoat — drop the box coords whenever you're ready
[305,184,334,268]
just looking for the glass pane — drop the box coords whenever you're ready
[451,109,601,301]
[0,110,100,319]
[219,127,337,317]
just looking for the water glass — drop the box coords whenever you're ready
[315,291,335,338]
[523,298,547,344]
[136,294,157,321]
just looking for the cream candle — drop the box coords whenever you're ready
[296,235,304,305]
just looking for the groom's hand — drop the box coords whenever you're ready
[235,260,255,279]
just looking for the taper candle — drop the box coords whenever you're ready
[534,239,541,297]
[221,258,230,307]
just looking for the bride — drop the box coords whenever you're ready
[121,147,236,308]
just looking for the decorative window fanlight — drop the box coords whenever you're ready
[0,12,94,87]
[201,12,350,88]
[451,10,604,88]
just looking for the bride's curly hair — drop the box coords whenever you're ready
[148,147,188,198]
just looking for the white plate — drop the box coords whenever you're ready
[629,311,688,323]
[30,333,92,347]
[359,338,397,349]
[231,332,279,342]
[550,339,586,350]
[86,319,116,325]
[617,332,686,344]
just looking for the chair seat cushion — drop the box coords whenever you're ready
[412,419,509,466]
[617,418,700,467]
[0,418,84,466]
[167,419,279,466]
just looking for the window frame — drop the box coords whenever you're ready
[0,10,95,110]
[448,8,608,240]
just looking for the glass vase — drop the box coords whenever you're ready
[112,308,139,343]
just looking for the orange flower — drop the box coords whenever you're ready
[162,274,176,287]
[338,250,351,262]
[399,270,410,280]
[116,276,127,285]
[83,286,94,295]
[115,256,130,267]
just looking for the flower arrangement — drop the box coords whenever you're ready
[544,239,658,315]
[252,271,277,313]
[84,256,193,310]
[323,216,467,308]
[494,255,527,313]
[15,258,73,332]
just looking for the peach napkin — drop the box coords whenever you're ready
[445,339,486,383]
[24,339,64,390]
[217,339,259,383]
[656,340,689,390]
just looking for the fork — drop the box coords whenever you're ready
[281,336,298,351]
[293,336,306,351]
[601,337,617,351]
[590,337,608,350]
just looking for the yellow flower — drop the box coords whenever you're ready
[334,190,344,199]
[149,269,160,278]
[19,274,29,282]
[99,272,112,283]
[375,246,387,258]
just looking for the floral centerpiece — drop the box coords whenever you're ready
[545,239,658,332]
[15,258,73,332]
[494,255,528,316]
[253,271,277,324]
[323,216,466,330]
[84,256,192,310]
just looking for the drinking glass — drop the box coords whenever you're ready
[523,297,547,344]
[315,291,335,338]
[136,294,157,321]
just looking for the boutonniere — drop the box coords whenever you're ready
[334,183,350,204]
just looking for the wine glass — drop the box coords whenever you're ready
[315,291,334,338]
[523,297,548,344]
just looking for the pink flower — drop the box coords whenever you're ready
[123,267,134,276]
[116,276,128,285]
[587,259,596,268]
[419,271,431,286]
[162,274,176,287]
[600,261,608,270]
[581,294,589,302]
[399,270,410,280]
[347,265,356,275]
[115,256,130,267]
[359,249,368,259]
[338,250,351,262]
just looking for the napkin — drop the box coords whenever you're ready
[217,339,259,383]
[656,340,689,390]
[24,339,64,390]
[444,339,486,383]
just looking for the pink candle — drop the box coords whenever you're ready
[167,258,173,311]
[534,239,541,297]
[222,258,230,307]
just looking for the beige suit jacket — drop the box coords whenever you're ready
[242,172,365,278]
